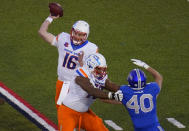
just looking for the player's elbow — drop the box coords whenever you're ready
[38,30,48,41]
[156,74,163,88]
[38,29,44,37]
[155,71,163,82]
[159,73,163,82]
[160,75,163,84]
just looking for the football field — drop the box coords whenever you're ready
[0,0,189,130]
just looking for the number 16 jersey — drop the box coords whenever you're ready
[53,32,98,81]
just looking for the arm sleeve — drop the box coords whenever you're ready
[119,85,127,105]
[150,82,160,95]
[89,44,98,54]
[51,34,60,47]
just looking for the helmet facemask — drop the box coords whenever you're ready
[71,28,88,45]
[92,66,107,80]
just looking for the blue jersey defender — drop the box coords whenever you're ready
[118,59,164,131]
[120,82,163,131]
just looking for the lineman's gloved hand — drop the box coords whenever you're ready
[108,90,123,101]
[131,59,150,69]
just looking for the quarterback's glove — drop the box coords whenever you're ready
[131,59,150,69]
[108,90,123,101]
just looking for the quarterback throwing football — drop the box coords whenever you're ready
[38,8,98,111]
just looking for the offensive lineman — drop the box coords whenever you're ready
[38,14,98,109]
[57,53,122,131]
[77,59,164,131]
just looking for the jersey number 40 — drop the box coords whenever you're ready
[126,94,154,114]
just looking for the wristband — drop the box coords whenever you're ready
[46,17,53,23]
[144,64,150,69]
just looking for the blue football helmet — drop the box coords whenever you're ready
[127,69,147,90]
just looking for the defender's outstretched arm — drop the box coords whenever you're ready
[131,59,163,89]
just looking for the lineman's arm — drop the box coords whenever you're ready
[38,15,59,45]
[131,59,163,89]
[105,79,120,92]
[75,76,123,101]
[75,76,110,99]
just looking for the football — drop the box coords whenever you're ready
[48,2,63,17]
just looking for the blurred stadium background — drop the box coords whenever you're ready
[0,0,189,130]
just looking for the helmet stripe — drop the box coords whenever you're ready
[136,69,141,89]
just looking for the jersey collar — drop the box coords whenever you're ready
[71,40,88,50]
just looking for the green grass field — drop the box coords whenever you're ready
[0,0,189,130]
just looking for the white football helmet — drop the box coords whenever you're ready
[70,20,90,45]
[85,53,107,80]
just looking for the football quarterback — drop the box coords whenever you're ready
[38,10,99,110]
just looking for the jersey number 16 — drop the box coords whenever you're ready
[63,53,78,69]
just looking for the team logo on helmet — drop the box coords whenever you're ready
[85,53,107,80]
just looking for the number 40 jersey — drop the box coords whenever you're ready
[53,32,98,81]
[120,82,164,131]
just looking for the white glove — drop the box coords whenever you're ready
[108,90,123,101]
[131,59,150,69]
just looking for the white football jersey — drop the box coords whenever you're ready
[62,66,107,112]
[53,32,98,81]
